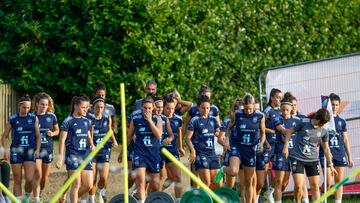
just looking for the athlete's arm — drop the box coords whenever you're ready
[163,118,174,145]
[183,114,191,136]
[185,130,196,163]
[1,122,12,160]
[177,127,185,156]
[127,120,135,146]
[343,131,354,167]
[108,118,118,147]
[49,124,60,137]
[111,115,118,135]
[56,131,68,168]
[174,96,192,115]
[259,117,266,152]
[282,128,295,158]
[34,117,41,158]
[88,130,95,150]
[215,128,225,146]
[320,140,338,176]
[148,115,163,139]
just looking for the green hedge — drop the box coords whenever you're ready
[1,0,359,121]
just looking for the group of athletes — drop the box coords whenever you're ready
[1,81,118,203]
[0,79,354,203]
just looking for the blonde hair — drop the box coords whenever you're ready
[32,92,55,113]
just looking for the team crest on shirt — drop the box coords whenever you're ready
[210,121,214,127]
[84,122,88,127]
[27,119,33,124]
[317,132,321,137]
[105,109,110,115]
[304,136,310,141]
[104,121,108,127]
[174,121,178,126]
[292,122,296,127]
[252,117,258,123]
[46,117,52,123]
[202,129,209,134]
[338,121,342,127]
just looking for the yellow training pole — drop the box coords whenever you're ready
[121,83,128,203]
[161,148,224,203]
[315,166,360,203]
[49,130,113,203]
[0,182,20,203]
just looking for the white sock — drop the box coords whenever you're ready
[34,197,40,203]
[176,198,181,203]
[80,200,87,203]
[40,190,43,197]
[4,197,11,203]
[139,200,145,203]
[301,197,309,203]
[256,195,260,203]
[89,195,95,203]
[100,188,107,196]
[334,200,341,203]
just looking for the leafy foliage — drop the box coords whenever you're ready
[1,0,359,121]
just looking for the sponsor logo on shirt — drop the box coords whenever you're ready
[46,117,52,123]
[240,124,246,129]
[202,129,209,133]
[17,127,23,131]
[28,119,33,124]
[139,127,145,132]
[76,129,82,134]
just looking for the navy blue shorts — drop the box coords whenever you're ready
[256,144,275,170]
[66,153,93,171]
[272,153,290,171]
[319,156,348,168]
[194,154,220,170]
[37,147,54,164]
[132,153,160,173]
[127,149,134,162]
[10,147,36,164]
[93,148,111,163]
[229,145,256,168]
[163,150,179,164]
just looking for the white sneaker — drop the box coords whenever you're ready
[264,188,275,203]
[97,194,104,203]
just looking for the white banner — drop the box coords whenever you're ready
[264,54,360,192]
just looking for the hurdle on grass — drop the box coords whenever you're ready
[49,128,114,203]
[120,83,129,203]
[315,166,360,203]
[0,182,20,203]
[161,148,224,203]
